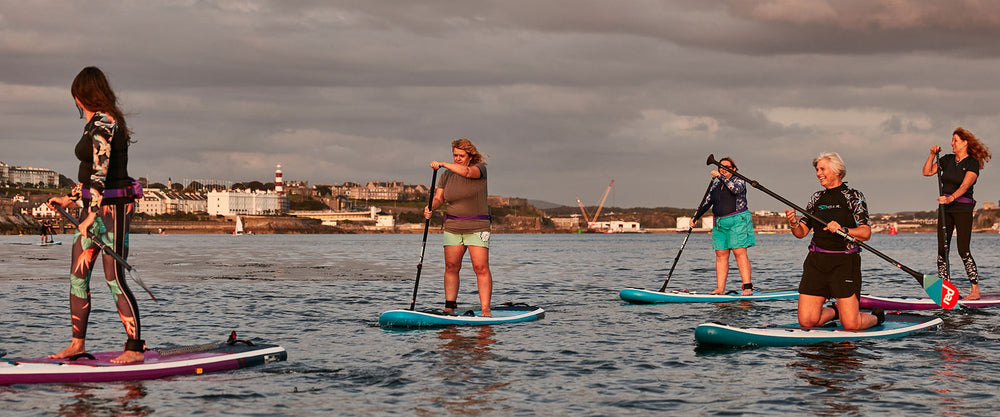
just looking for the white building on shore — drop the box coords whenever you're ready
[137,189,208,215]
[207,190,288,216]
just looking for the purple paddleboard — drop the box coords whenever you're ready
[1,333,286,385]
[860,294,1000,310]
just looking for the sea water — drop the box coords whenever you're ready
[1,233,998,416]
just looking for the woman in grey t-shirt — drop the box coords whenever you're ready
[424,138,493,316]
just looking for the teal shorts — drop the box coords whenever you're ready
[443,231,491,248]
[712,210,755,250]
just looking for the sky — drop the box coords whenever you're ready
[3,0,1000,214]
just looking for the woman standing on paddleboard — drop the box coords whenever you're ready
[46,67,144,364]
[424,139,493,317]
[693,157,755,295]
[922,127,991,301]
[785,152,883,330]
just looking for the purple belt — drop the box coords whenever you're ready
[941,194,975,205]
[718,207,748,218]
[808,241,860,254]
[80,180,144,200]
[444,214,491,221]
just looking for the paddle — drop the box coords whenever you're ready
[934,151,950,273]
[53,205,158,302]
[659,178,716,292]
[409,168,439,311]
[706,154,959,309]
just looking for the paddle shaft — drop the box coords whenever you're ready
[53,205,158,301]
[410,168,439,311]
[934,152,949,254]
[706,154,927,282]
[659,178,715,292]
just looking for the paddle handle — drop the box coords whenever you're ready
[410,168,439,311]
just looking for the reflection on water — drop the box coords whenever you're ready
[416,326,509,416]
[788,343,869,416]
[56,381,152,417]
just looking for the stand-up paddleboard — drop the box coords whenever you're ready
[38,241,62,246]
[620,288,798,304]
[695,312,942,348]
[0,332,286,385]
[379,303,545,329]
[860,294,1000,310]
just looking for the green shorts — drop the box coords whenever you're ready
[443,231,491,248]
[711,210,755,250]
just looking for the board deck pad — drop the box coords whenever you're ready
[1,332,286,385]
[619,288,799,304]
[379,303,544,328]
[860,294,1000,310]
[694,312,942,348]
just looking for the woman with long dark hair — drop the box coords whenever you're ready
[47,67,144,363]
[922,127,991,300]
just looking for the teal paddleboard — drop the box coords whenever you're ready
[379,303,544,329]
[695,312,942,348]
[620,288,798,304]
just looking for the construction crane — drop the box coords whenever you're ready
[591,180,614,224]
[576,197,591,224]
[576,180,614,230]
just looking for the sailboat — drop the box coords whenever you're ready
[234,216,246,236]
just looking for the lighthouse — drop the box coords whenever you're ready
[275,164,283,195]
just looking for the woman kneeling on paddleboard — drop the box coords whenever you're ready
[785,152,883,330]
[46,67,144,364]
[424,139,493,317]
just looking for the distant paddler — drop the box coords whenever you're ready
[424,139,493,317]
[693,156,755,295]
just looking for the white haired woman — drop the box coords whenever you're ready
[784,152,883,330]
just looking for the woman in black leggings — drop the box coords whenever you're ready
[922,127,991,300]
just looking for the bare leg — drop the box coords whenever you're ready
[443,245,467,313]
[835,295,878,330]
[732,247,752,295]
[467,246,492,316]
[798,294,835,327]
[709,249,730,294]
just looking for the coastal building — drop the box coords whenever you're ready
[290,206,384,226]
[137,189,208,215]
[207,190,289,216]
[676,216,713,231]
[589,221,642,233]
[327,181,429,202]
[0,161,59,188]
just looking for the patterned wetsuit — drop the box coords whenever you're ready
[936,154,980,285]
[693,176,755,250]
[798,183,870,299]
[68,112,141,348]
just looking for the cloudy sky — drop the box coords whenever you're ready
[3,1,1000,213]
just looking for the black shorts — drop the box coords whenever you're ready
[798,251,862,299]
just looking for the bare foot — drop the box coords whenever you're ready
[49,338,86,359]
[111,350,145,364]
[708,288,725,295]
[442,308,455,315]
[480,307,492,317]
[741,289,753,296]
[966,285,981,301]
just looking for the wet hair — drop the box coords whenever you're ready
[813,152,846,179]
[452,138,486,165]
[953,127,991,169]
[71,66,131,138]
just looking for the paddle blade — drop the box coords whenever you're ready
[921,274,959,309]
